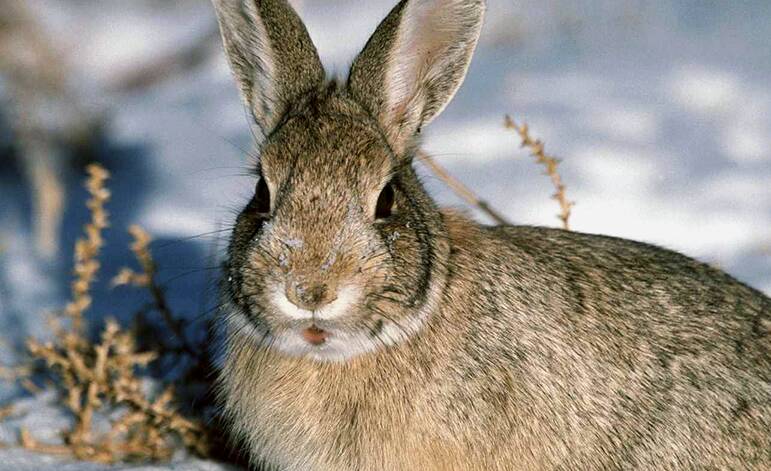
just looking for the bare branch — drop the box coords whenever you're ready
[417,150,510,226]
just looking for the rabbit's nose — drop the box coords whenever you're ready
[286,281,338,311]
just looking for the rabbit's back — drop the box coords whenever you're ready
[439,220,770,469]
[483,224,769,369]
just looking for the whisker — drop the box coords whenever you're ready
[157,266,224,286]
[155,228,235,250]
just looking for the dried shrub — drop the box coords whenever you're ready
[113,225,196,356]
[65,164,110,334]
[413,117,574,229]
[0,404,13,422]
[15,164,211,463]
[25,320,209,462]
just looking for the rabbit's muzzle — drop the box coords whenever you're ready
[269,281,361,322]
[285,279,338,311]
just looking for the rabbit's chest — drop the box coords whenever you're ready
[233,359,419,470]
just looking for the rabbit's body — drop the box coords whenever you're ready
[223,215,770,470]
[211,0,770,469]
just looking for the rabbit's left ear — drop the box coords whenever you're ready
[213,0,324,138]
[348,0,485,154]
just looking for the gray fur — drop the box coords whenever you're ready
[213,1,771,469]
[212,0,324,137]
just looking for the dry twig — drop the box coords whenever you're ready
[26,320,208,462]
[113,226,195,356]
[110,25,220,93]
[417,150,510,225]
[65,165,110,334]
[0,404,13,422]
[504,115,574,230]
[0,0,92,259]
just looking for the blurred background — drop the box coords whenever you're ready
[1,0,770,374]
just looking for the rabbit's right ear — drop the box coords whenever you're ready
[348,0,485,155]
[212,0,324,138]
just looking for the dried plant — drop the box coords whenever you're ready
[65,164,110,334]
[25,320,208,462]
[112,226,195,356]
[415,117,572,229]
[0,405,13,422]
[23,151,66,260]
[15,164,211,464]
[505,115,574,230]
[417,150,511,225]
[1,2,220,260]
[0,0,91,260]
[111,25,220,93]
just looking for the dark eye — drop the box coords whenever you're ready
[253,177,271,214]
[375,182,395,220]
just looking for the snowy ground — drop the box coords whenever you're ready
[1,1,769,469]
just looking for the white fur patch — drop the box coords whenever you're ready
[269,284,361,321]
[271,329,382,362]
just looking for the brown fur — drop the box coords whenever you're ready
[212,1,771,469]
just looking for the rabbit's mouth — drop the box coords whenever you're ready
[300,325,329,346]
[265,322,378,362]
[227,302,426,362]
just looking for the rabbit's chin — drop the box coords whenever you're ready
[271,327,403,362]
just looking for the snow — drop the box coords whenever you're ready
[1,1,769,469]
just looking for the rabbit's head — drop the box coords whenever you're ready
[216,0,485,361]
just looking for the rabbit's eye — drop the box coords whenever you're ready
[375,182,395,220]
[253,177,271,214]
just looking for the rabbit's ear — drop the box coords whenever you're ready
[348,0,485,154]
[213,0,324,137]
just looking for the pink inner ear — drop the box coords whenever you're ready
[383,0,477,139]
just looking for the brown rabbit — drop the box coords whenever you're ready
[212,0,771,469]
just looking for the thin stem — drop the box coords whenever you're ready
[504,115,573,230]
[417,150,510,226]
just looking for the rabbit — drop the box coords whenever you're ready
[211,0,771,469]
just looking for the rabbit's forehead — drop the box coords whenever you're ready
[260,116,393,191]
[258,119,390,254]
